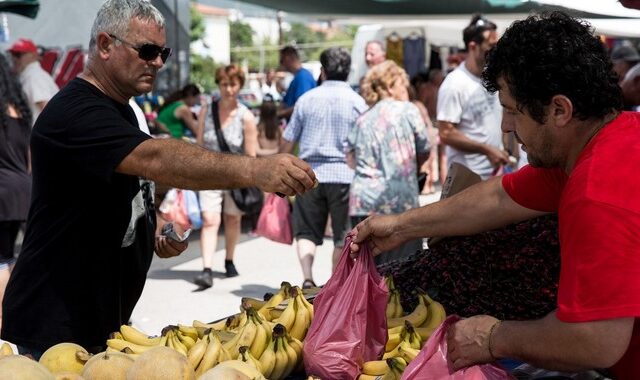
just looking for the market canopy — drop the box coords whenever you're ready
[234,0,640,18]
[0,0,39,19]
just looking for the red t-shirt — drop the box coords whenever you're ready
[502,112,640,378]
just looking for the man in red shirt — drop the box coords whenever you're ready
[350,12,638,378]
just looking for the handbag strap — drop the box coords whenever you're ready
[211,100,232,153]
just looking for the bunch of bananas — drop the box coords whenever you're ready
[358,277,448,379]
[106,324,198,357]
[272,286,314,341]
[222,306,273,360]
[192,329,232,377]
[257,323,302,380]
[358,357,408,380]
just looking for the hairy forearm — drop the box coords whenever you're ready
[120,138,256,190]
[494,313,632,371]
[396,177,542,240]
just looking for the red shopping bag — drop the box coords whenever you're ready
[401,315,513,380]
[159,189,191,230]
[254,193,293,244]
[303,234,388,380]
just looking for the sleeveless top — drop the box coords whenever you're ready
[0,116,31,221]
[156,101,186,138]
[202,102,248,154]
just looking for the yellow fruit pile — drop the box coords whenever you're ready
[358,276,447,379]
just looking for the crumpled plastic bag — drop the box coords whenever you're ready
[303,234,388,380]
[254,193,293,244]
[401,315,513,380]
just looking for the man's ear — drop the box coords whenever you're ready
[96,32,114,60]
[548,94,573,127]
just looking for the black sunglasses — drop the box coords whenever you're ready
[108,34,172,63]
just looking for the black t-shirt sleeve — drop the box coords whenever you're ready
[65,101,150,183]
[33,80,151,184]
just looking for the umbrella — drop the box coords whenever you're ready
[0,0,39,19]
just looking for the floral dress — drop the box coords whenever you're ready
[347,98,430,217]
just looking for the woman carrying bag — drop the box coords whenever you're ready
[195,64,259,288]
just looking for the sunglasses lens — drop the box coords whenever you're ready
[138,44,160,61]
[160,48,171,63]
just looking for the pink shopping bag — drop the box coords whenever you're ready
[254,193,293,244]
[401,315,513,380]
[303,235,388,380]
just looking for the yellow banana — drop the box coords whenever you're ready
[194,318,225,331]
[258,281,292,321]
[387,324,405,336]
[384,275,396,291]
[392,291,404,318]
[403,321,422,350]
[223,311,258,359]
[386,290,399,319]
[109,331,124,340]
[242,296,269,310]
[273,296,297,331]
[178,332,196,350]
[398,344,420,363]
[195,332,222,378]
[171,332,189,356]
[209,359,267,379]
[258,339,277,378]
[229,311,248,333]
[106,338,156,354]
[421,297,447,330]
[218,344,232,362]
[270,336,289,380]
[239,345,263,373]
[387,294,428,328]
[177,324,199,341]
[382,357,407,380]
[415,326,437,344]
[385,332,401,352]
[282,336,298,378]
[361,359,389,376]
[290,292,311,341]
[292,286,315,321]
[186,335,208,370]
[0,342,14,356]
[249,311,269,359]
[286,332,304,373]
[120,324,162,346]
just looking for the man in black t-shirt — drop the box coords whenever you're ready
[1,0,316,356]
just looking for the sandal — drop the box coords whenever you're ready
[302,279,317,289]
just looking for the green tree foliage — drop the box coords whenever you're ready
[230,20,254,47]
[190,54,219,93]
[190,4,205,42]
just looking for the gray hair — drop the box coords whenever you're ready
[366,40,385,53]
[320,47,351,81]
[89,0,165,53]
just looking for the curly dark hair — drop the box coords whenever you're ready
[483,12,622,124]
[0,53,31,129]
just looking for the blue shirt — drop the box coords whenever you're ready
[282,68,316,108]
[283,81,367,184]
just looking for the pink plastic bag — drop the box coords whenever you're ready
[303,235,388,380]
[401,315,513,380]
[254,193,293,244]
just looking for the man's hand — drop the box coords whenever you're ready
[485,146,510,168]
[254,154,316,196]
[446,315,500,370]
[155,235,188,258]
[349,214,406,257]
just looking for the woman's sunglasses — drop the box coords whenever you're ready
[108,34,172,63]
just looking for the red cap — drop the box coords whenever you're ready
[8,38,37,54]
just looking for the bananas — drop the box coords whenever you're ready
[274,287,312,341]
[202,359,267,379]
[238,345,263,373]
[258,281,292,321]
[194,330,229,377]
[422,293,447,330]
[257,323,301,380]
[385,276,404,319]
[382,357,407,380]
[119,325,162,346]
[361,359,389,376]
[387,293,428,328]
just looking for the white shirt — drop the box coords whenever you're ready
[20,61,59,125]
[437,62,503,179]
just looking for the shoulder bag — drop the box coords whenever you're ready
[211,101,264,214]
